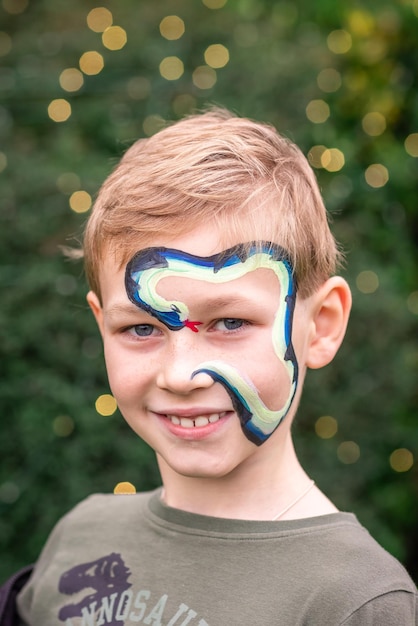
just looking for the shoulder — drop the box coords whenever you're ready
[295,513,417,622]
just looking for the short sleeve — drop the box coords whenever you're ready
[340,590,417,626]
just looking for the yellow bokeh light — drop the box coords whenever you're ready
[102,26,127,51]
[406,291,418,315]
[337,441,360,464]
[87,7,113,33]
[204,43,229,68]
[48,99,71,122]
[159,56,184,81]
[389,448,414,473]
[404,133,418,157]
[305,99,330,124]
[365,163,389,188]
[53,415,74,437]
[193,66,217,89]
[315,415,338,439]
[114,481,137,494]
[79,51,104,75]
[414,0,418,17]
[202,0,227,8]
[159,15,185,40]
[327,29,352,54]
[143,114,165,137]
[317,68,342,93]
[0,31,12,56]
[69,190,92,213]
[346,9,375,37]
[95,393,118,416]
[0,151,7,172]
[362,112,386,136]
[2,0,28,14]
[356,270,379,294]
[59,67,84,92]
[321,148,345,172]
[172,93,197,116]
[308,145,327,169]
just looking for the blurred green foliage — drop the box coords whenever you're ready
[1,0,417,583]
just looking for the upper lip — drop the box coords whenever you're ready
[153,408,230,418]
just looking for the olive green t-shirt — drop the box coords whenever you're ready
[17,490,417,625]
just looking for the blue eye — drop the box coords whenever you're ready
[215,318,246,331]
[131,324,156,337]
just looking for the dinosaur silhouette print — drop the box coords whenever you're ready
[58,552,131,625]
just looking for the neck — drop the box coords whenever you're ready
[157,432,323,521]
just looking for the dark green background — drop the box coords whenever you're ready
[1,0,417,582]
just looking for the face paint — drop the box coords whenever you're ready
[125,243,298,446]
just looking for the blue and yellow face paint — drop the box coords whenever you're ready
[125,243,298,446]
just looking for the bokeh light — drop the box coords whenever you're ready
[47,99,71,122]
[102,26,127,51]
[69,190,92,213]
[321,148,345,172]
[407,291,418,315]
[192,65,217,89]
[87,7,113,32]
[365,163,389,188]
[53,415,75,437]
[315,415,338,439]
[2,0,28,14]
[59,68,84,92]
[404,133,418,157]
[114,482,137,494]
[95,394,118,416]
[0,152,7,172]
[327,29,352,54]
[202,0,228,8]
[362,112,386,136]
[79,51,104,75]
[356,270,379,294]
[159,56,184,80]
[204,44,230,68]
[127,76,151,100]
[305,99,330,124]
[337,441,360,464]
[159,15,185,40]
[389,448,414,473]
[0,31,12,56]
[56,172,81,194]
[143,114,165,136]
[317,68,342,93]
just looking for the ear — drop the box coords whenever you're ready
[86,290,105,338]
[306,277,352,370]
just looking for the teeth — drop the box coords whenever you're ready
[167,413,225,428]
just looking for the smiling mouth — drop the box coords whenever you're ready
[166,412,227,428]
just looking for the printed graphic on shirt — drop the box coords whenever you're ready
[58,553,209,626]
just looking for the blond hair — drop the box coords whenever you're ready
[83,107,342,299]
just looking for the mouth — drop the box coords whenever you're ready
[166,412,227,428]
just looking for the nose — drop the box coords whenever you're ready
[156,332,214,395]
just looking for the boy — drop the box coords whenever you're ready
[15,109,416,624]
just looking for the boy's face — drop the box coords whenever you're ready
[89,224,313,479]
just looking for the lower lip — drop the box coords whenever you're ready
[155,412,232,441]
